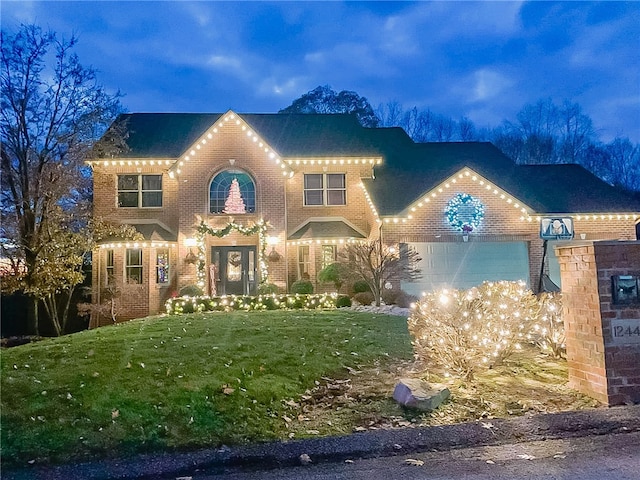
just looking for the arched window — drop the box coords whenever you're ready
[209,169,256,214]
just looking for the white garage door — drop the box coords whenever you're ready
[402,241,530,296]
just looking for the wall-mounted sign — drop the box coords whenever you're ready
[540,217,574,240]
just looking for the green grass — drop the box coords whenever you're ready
[1,310,412,466]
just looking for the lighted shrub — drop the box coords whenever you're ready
[534,292,565,358]
[408,281,539,380]
[291,280,314,294]
[165,293,340,314]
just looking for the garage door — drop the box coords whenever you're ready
[401,241,530,296]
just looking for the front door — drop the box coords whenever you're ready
[211,246,257,296]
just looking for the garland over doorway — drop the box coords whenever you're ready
[194,220,270,290]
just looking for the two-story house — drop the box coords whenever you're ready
[89,110,640,325]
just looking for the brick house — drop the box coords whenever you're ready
[89,110,640,324]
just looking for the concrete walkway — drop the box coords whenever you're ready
[5,404,640,480]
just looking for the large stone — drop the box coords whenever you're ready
[393,378,450,411]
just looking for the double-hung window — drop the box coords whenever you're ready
[298,245,311,280]
[304,174,346,206]
[126,249,143,284]
[118,174,162,208]
[105,249,115,285]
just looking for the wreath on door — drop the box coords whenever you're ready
[228,252,242,267]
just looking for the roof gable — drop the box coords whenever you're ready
[366,142,640,215]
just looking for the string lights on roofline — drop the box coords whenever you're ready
[99,242,176,249]
[287,238,360,246]
[362,168,639,225]
[286,157,382,166]
[521,213,637,222]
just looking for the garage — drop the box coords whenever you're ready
[401,241,530,296]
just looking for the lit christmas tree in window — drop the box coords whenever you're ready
[223,178,246,214]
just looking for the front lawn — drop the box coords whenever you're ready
[1,310,412,466]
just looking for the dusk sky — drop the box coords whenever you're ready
[2,1,639,142]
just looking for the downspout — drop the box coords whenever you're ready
[284,174,289,292]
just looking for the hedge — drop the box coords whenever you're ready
[166,293,341,315]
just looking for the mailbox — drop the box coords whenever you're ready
[612,275,639,305]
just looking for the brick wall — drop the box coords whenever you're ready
[556,241,640,405]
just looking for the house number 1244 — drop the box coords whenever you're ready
[614,325,640,337]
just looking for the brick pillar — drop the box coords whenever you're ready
[556,241,640,405]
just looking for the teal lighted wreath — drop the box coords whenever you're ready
[446,193,485,233]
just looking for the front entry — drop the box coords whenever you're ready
[211,246,257,296]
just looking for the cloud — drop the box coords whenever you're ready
[470,69,515,102]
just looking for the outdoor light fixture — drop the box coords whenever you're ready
[184,238,198,264]
[267,236,282,262]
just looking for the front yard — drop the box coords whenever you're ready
[1,309,600,468]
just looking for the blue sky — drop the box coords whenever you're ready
[2,1,639,142]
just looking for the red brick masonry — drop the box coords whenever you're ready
[556,241,640,405]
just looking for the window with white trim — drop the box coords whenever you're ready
[298,245,311,280]
[126,249,143,284]
[118,174,162,208]
[304,174,346,206]
[106,249,115,285]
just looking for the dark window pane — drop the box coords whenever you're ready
[327,190,346,205]
[326,174,345,188]
[304,190,323,205]
[126,267,143,284]
[142,191,162,207]
[304,174,323,189]
[118,175,138,190]
[118,192,138,207]
[126,249,142,266]
[142,175,162,190]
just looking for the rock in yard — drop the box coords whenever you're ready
[393,378,450,411]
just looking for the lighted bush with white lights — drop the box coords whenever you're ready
[165,293,340,315]
[408,281,539,380]
[533,292,565,358]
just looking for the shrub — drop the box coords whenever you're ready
[179,285,204,297]
[408,281,539,380]
[291,280,313,294]
[353,291,375,306]
[534,292,565,358]
[258,283,280,295]
[336,295,352,308]
[352,280,371,294]
[165,293,341,314]
[318,263,348,292]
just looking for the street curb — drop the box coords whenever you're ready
[5,404,640,480]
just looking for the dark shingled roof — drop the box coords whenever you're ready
[132,223,177,242]
[364,142,640,215]
[101,112,387,158]
[288,220,366,240]
[98,113,640,215]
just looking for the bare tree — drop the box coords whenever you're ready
[558,100,595,164]
[339,241,422,307]
[606,137,640,191]
[1,24,121,335]
[458,116,477,141]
